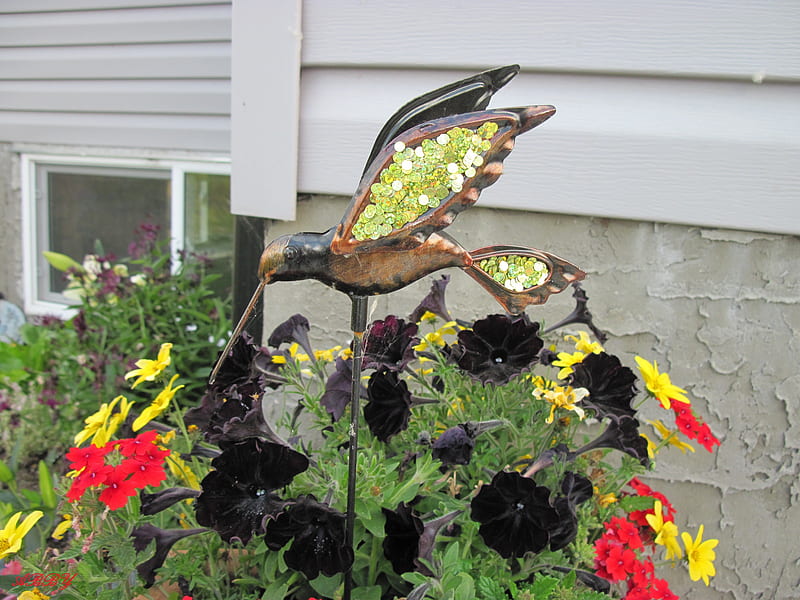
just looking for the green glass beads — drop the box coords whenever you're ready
[352,121,500,241]
[476,255,550,292]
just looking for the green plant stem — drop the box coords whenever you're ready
[367,531,382,586]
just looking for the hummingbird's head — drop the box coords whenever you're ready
[257,234,292,282]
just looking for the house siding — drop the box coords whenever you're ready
[0,1,231,153]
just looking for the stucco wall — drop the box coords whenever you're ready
[262,195,800,600]
[0,143,23,307]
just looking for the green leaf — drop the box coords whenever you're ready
[20,488,41,505]
[310,573,341,598]
[441,540,461,571]
[0,459,14,484]
[453,573,475,600]
[528,574,560,599]
[38,460,57,509]
[352,585,382,600]
[476,576,506,600]
[619,494,655,512]
[43,250,82,272]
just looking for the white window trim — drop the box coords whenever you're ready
[21,153,231,318]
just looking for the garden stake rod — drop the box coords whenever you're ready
[207,65,586,599]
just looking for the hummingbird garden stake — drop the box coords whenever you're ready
[210,65,585,599]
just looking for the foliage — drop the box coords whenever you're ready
[2,278,721,600]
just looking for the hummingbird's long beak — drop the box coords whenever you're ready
[208,237,289,385]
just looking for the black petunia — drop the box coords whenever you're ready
[264,495,353,579]
[547,472,593,551]
[575,415,651,467]
[195,439,309,544]
[409,274,453,323]
[431,420,504,467]
[363,369,412,442]
[470,471,560,558]
[131,524,207,587]
[569,352,638,419]
[362,315,419,371]
[382,502,424,574]
[267,313,316,362]
[450,314,543,385]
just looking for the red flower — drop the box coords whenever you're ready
[626,478,675,527]
[671,400,720,452]
[604,544,638,581]
[605,516,644,549]
[117,430,160,458]
[66,444,111,471]
[695,423,721,452]
[98,467,139,510]
[67,463,113,502]
[120,456,168,488]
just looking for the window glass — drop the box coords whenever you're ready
[184,172,234,296]
[39,165,170,297]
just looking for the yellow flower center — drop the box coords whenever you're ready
[0,537,10,552]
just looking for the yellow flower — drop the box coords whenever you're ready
[314,345,342,362]
[640,433,657,459]
[552,351,586,380]
[414,321,458,351]
[18,590,50,600]
[565,331,604,354]
[0,510,44,560]
[596,491,617,507]
[271,343,309,364]
[682,524,718,585]
[132,374,185,431]
[125,342,173,388]
[650,419,695,453]
[51,514,73,541]
[533,385,588,424]
[646,500,682,560]
[167,453,200,490]
[634,356,690,409]
[74,395,130,446]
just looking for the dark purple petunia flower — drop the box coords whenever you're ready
[431,420,504,466]
[575,415,651,467]
[364,369,412,442]
[569,352,638,419]
[547,472,593,551]
[543,283,608,343]
[382,502,424,574]
[131,524,207,587]
[450,314,543,385]
[267,313,316,362]
[139,487,201,516]
[195,439,309,544]
[382,503,461,576]
[409,274,453,323]
[470,471,560,559]
[320,357,366,421]
[362,315,419,371]
[264,495,353,579]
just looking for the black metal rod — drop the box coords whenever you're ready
[343,295,368,600]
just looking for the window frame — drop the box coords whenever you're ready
[20,153,231,317]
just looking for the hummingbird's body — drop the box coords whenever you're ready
[210,65,585,384]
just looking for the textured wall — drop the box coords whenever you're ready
[261,195,800,600]
[0,144,23,307]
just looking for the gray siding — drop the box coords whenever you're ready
[0,1,231,152]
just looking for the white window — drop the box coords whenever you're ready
[21,155,232,316]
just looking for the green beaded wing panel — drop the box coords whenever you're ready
[330,109,527,255]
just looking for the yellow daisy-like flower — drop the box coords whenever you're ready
[533,385,588,424]
[565,331,604,354]
[0,510,44,560]
[634,356,690,410]
[414,321,458,352]
[125,342,173,389]
[646,500,683,560]
[271,342,309,364]
[314,345,342,362]
[682,524,718,585]
[132,374,185,431]
[552,351,586,380]
[18,589,50,600]
[166,453,200,490]
[74,395,130,446]
[51,514,73,541]
[596,491,617,508]
[650,419,695,453]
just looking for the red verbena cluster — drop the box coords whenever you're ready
[670,400,720,452]
[593,479,678,600]
[65,430,170,510]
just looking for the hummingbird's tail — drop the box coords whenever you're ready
[463,245,585,314]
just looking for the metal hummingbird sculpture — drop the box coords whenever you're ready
[209,65,586,600]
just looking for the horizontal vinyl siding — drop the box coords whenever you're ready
[302,0,800,82]
[0,2,231,153]
[296,69,800,235]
